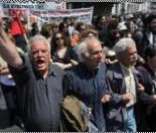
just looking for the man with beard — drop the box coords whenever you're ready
[0,18,63,131]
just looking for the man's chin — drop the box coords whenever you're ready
[90,63,100,70]
[36,66,46,72]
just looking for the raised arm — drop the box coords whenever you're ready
[0,17,23,68]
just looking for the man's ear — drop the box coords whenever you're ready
[85,52,90,58]
[49,52,51,58]
[82,52,89,60]
[81,53,85,60]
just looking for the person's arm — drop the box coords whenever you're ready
[136,68,156,104]
[0,18,23,69]
[0,66,10,75]
[105,70,133,106]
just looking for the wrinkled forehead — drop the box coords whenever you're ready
[87,39,102,52]
[127,44,137,50]
[30,40,49,51]
[124,45,137,55]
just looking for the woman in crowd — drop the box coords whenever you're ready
[50,32,76,69]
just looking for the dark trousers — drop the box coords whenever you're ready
[0,110,11,129]
[0,84,17,129]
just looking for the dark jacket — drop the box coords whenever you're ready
[105,62,143,131]
[63,63,109,132]
[9,55,64,131]
[133,30,153,57]
[136,64,156,131]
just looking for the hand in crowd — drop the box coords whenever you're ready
[138,83,145,92]
[105,58,118,64]
[151,95,156,103]
[101,94,111,103]
[70,59,79,66]
[0,64,10,75]
[122,92,134,104]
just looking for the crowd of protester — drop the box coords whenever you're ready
[0,10,156,132]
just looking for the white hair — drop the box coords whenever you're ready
[28,34,51,53]
[76,36,101,62]
[113,37,136,55]
[76,41,88,62]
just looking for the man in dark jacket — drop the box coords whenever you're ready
[105,38,144,132]
[63,36,110,132]
[133,13,156,57]
[136,46,156,131]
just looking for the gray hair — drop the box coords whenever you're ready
[113,37,136,55]
[27,34,51,54]
[76,36,101,62]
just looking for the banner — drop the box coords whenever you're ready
[150,2,156,12]
[43,1,66,10]
[125,3,140,14]
[112,2,150,15]
[0,1,66,10]
[32,7,94,24]
[0,2,44,10]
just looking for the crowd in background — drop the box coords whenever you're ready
[0,10,156,132]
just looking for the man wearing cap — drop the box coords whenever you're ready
[116,21,130,39]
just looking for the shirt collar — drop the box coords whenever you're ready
[48,63,57,77]
[34,63,57,79]
[79,63,99,76]
[120,63,133,75]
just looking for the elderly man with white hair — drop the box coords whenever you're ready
[105,37,144,132]
[0,18,64,131]
[63,36,110,132]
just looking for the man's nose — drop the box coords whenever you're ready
[133,53,138,60]
[95,53,102,62]
[37,51,43,57]
[97,52,103,59]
